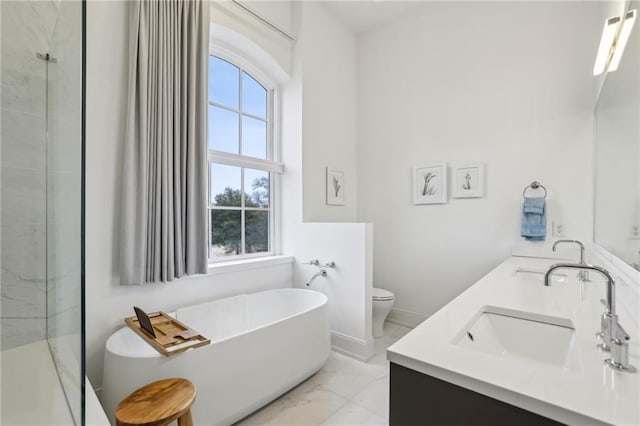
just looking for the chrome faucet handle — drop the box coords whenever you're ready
[595,299,609,342]
[606,336,636,373]
[615,322,630,341]
[597,312,618,352]
[323,261,336,268]
[597,315,631,352]
[303,259,320,266]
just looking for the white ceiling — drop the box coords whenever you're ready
[322,1,420,34]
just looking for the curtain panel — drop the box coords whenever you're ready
[120,0,209,284]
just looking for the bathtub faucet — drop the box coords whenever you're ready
[305,269,327,286]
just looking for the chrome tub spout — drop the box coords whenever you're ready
[305,269,327,286]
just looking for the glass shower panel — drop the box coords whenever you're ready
[46,1,84,424]
[1,0,84,424]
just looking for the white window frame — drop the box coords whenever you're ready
[207,47,282,263]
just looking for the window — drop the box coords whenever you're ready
[207,55,279,261]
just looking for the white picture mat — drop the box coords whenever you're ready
[413,163,448,204]
[452,164,484,198]
[327,167,345,205]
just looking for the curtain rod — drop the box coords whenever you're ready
[231,0,295,41]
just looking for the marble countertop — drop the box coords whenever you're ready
[387,256,640,426]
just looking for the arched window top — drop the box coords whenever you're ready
[209,22,290,88]
[207,54,272,160]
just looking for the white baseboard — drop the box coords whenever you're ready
[387,307,428,328]
[331,331,374,361]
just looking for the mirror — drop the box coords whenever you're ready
[594,2,640,269]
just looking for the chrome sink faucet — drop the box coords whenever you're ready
[552,239,589,281]
[553,239,585,263]
[544,263,635,373]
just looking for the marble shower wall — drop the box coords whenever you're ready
[1,1,60,349]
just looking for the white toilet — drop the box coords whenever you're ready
[372,287,395,338]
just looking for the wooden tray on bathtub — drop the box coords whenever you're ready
[124,311,210,356]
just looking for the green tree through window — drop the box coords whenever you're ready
[210,176,269,255]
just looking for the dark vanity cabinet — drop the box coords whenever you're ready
[389,363,565,426]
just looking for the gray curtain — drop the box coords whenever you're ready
[120,0,209,285]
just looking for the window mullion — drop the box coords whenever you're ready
[241,110,266,122]
[269,172,274,253]
[209,101,266,122]
[207,208,212,259]
[210,206,244,211]
[208,101,240,115]
[238,67,245,256]
[238,68,243,157]
[207,164,211,259]
[240,167,246,255]
[267,90,273,161]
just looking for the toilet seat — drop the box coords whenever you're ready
[372,288,394,301]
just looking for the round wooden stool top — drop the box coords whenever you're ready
[116,378,196,426]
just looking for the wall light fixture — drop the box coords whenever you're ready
[608,9,637,72]
[593,9,637,76]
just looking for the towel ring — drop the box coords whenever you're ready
[522,181,547,199]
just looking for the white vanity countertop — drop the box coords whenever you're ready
[387,256,640,426]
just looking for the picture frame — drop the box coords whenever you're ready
[326,167,345,205]
[452,163,484,198]
[413,163,447,204]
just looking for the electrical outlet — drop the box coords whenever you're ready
[631,224,640,240]
[552,221,565,237]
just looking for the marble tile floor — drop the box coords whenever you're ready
[235,322,412,426]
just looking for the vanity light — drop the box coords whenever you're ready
[593,16,621,76]
[608,9,637,72]
[593,10,637,76]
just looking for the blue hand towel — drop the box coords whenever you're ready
[521,197,546,241]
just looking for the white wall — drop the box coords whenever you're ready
[241,1,293,36]
[287,223,373,359]
[299,2,358,223]
[356,1,601,324]
[210,1,293,76]
[280,2,373,359]
[85,1,294,391]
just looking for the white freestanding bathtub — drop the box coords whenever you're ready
[101,288,330,425]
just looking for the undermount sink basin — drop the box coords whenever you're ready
[455,306,575,368]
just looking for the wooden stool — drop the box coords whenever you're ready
[116,378,196,426]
